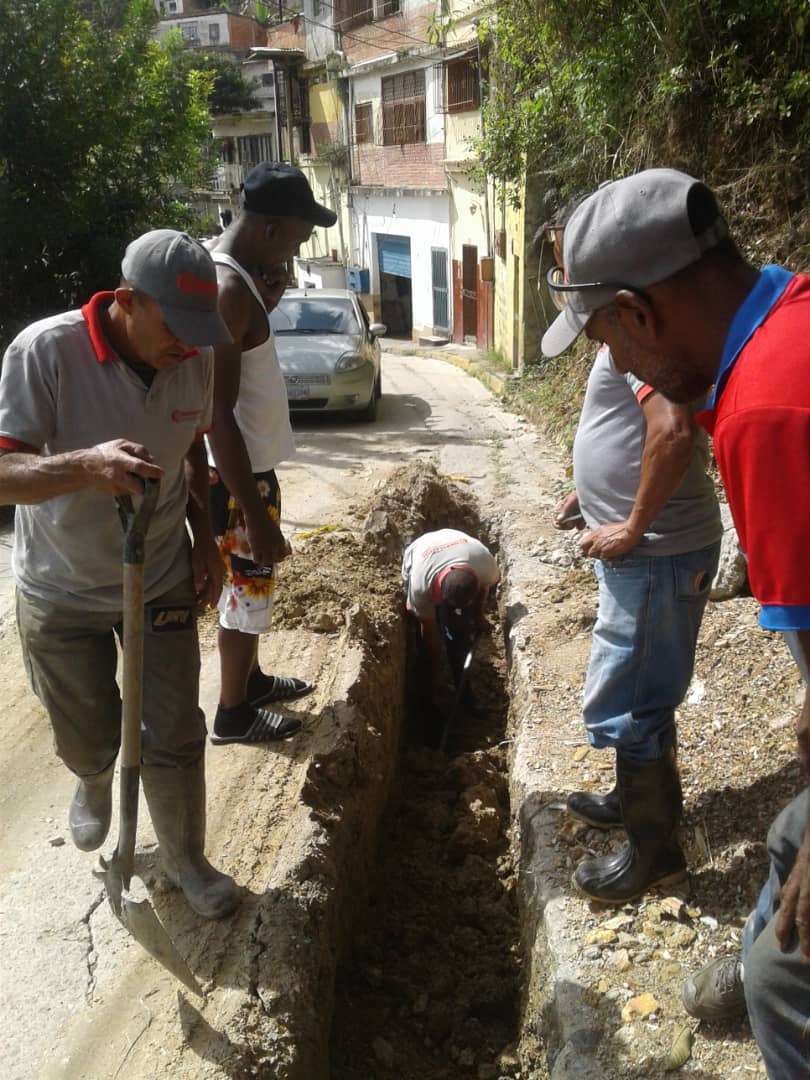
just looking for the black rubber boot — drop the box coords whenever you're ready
[142,758,240,920]
[567,778,622,830]
[573,750,686,903]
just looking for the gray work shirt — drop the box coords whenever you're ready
[573,346,721,557]
[0,294,213,610]
[402,529,500,619]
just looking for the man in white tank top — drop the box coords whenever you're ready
[206,164,337,745]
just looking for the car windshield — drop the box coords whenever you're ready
[271,297,359,335]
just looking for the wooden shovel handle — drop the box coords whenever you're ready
[115,479,159,770]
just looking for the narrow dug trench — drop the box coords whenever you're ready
[325,473,530,1079]
[155,461,545,1080]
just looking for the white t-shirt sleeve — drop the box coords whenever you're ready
[0,336,57,451]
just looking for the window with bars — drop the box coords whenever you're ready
[354,102,373,145]
[447,56,480,113]
[381,70,426,146]
[378,0,400,15]
[433,53,482,114]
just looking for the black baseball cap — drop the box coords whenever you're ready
[241,162,337,227]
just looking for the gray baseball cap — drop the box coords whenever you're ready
[541,169,728,357]
[121,229,232,346]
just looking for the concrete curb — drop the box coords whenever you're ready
[497,534,605,1077]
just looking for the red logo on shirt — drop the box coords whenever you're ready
[177,272,217,297]
[172,408,203,423]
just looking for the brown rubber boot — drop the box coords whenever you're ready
[141,757,239,919]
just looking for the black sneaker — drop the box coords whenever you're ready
[681,956,745,1021]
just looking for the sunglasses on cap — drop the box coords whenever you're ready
[545,265,648,314]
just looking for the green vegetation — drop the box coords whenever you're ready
[173,50,260,115]
[0,0,214,346]
[478,0,809,254]
[477,0,809,445]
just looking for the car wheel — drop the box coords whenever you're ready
[359,389,378,422]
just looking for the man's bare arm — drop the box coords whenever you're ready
[0,440,162,504]
[206,273,287,566]
[206,275,265,521]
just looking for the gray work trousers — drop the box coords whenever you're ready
[744,787,810,1079]
[17,578,205,776]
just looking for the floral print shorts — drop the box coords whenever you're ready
[209,468,281,634]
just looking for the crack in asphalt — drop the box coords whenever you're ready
[246,904,266,1003]
[80,887,106,1001]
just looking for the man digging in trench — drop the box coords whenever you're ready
[402,527,500,745]
[544,202,722,904]
[205,163,336,745]
[543,167,810,1079]
[0,229,240,919]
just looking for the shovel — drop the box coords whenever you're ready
[438,636,477,754]
[96,478,202,996]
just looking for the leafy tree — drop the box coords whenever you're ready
[477,0,809,257]
[0,0,214,346]
[173,50,260,115]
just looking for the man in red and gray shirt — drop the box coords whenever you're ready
[0,230,239,920]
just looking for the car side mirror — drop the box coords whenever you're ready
[369,322,387,338]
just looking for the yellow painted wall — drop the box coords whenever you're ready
[448,171,489,262]
[493,182,526,371]
[310,80,341,126]
[445,0,485,47]
[444,111,481,163]
[296,162,352,271]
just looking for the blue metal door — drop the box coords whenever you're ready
[377,234,412,278]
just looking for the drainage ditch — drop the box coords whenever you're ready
[324,471,529,1079]
[216,461,545,1079]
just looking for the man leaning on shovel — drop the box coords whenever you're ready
[0,229,240,920]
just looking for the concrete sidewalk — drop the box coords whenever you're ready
[382,336,513,398]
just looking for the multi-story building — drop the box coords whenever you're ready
[153,1,276,224]
[264,0,497,345]
[154,0,267,56]
[159,0,543,362]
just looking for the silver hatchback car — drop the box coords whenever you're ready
[270,288,387,420]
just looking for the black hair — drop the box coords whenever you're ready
[441,567,479,609]
[686,184,742,259]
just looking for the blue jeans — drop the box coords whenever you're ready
[743,788,810,1078]
[582,541,720,763]
[741,632,810,1078]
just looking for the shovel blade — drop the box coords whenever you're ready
[118,893,202,997]
[98,856,202,997]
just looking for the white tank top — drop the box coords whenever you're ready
[209,251,295,473]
